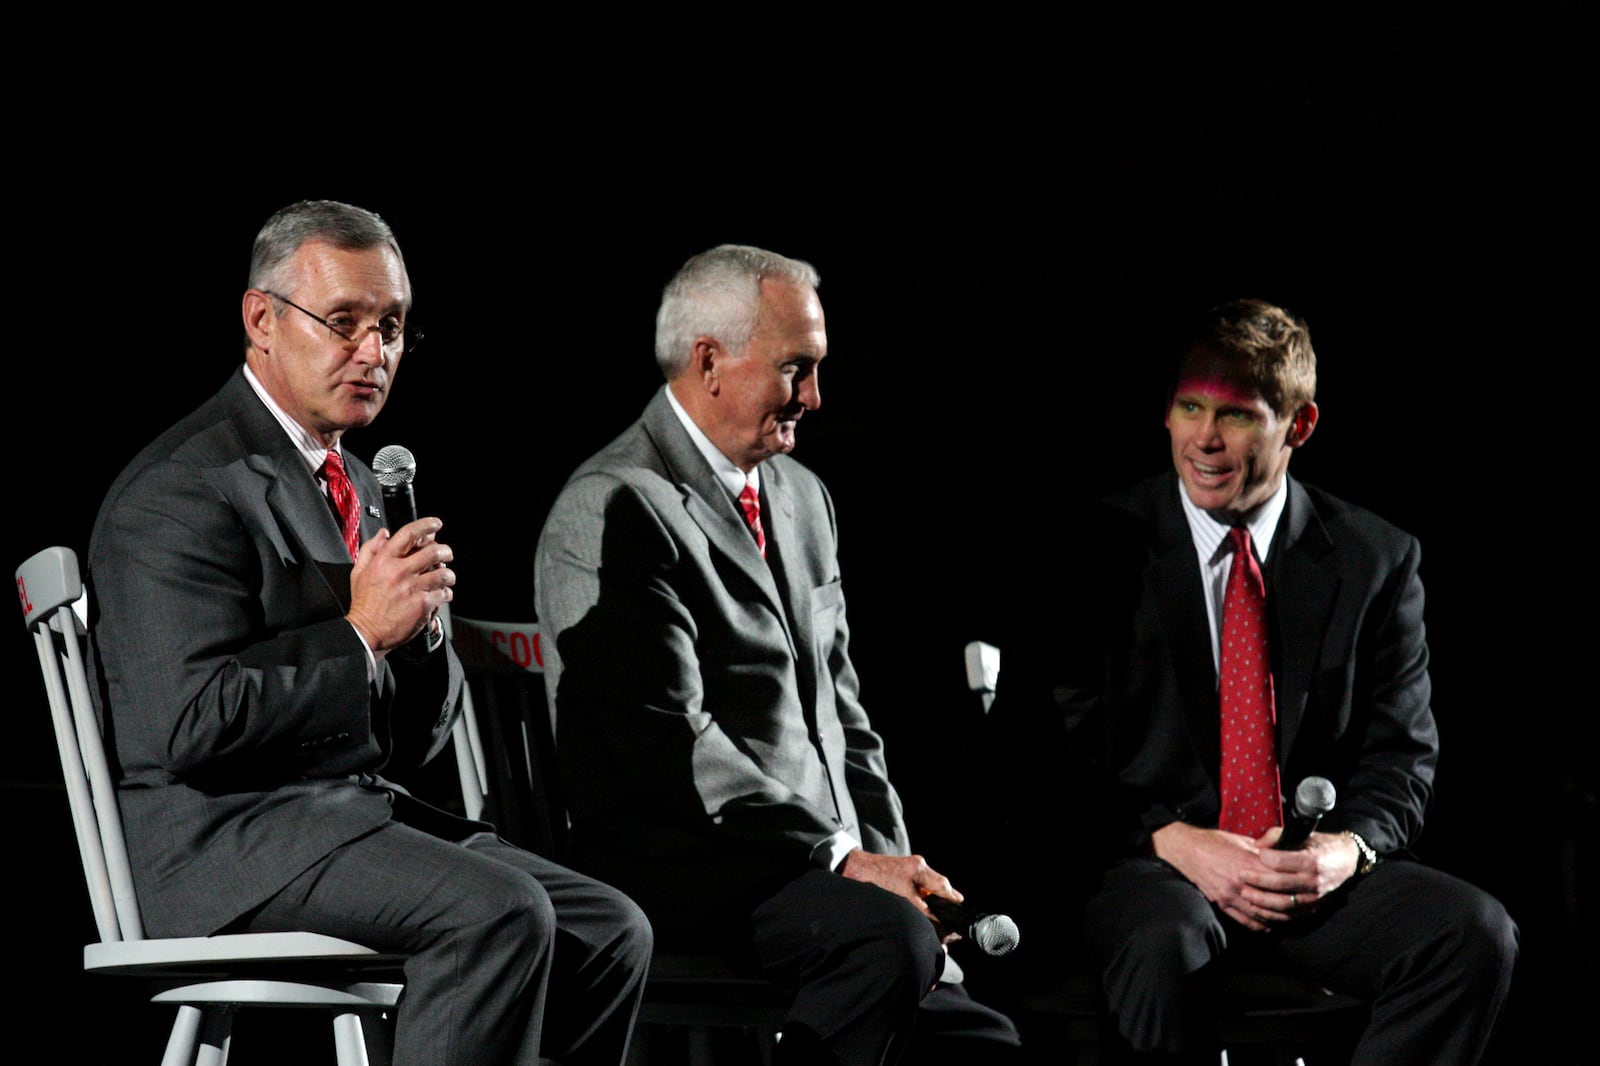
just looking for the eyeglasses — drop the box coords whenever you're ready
[263,291,422,352]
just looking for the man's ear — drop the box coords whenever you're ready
[1287,401,1320,448]
[242,290,277,352]
[690,335,724,396]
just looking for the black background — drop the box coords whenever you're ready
[4,8,1590,1062]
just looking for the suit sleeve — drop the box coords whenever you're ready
[814,480,908,857]
[536,473,878,864]
[1317,535,1437,854]
[90,456,458,788]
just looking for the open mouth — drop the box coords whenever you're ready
[1189,460,1234,481]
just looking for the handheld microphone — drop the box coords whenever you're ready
[922,894,1021,957]
[371,444,418,531]
[1274,776,1336,850]
[371,445,434,653]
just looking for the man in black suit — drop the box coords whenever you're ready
[87,200,650,1065]
[1039,300,1518,1063]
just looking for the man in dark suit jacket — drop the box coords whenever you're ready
[87,200,650,1066]
[536,245,1018,1065]
[1037,300,1518,1063]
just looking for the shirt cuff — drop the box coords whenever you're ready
[810,830,862,872]
[349,622,378,683]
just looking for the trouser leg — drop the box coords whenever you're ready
[1083,858,1229,1063]
[749,869,942,1065]
[244,823,651,1066]
[1267,860,1518,1066]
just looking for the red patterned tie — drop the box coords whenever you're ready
[322,450,362,562]
[1218,527,1282,838]
[737,483,766,558]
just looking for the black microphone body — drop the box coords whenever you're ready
[382,481,417,531]
[1274,775,1337,850]
[370,445,432,653]
[922,894,1021,957]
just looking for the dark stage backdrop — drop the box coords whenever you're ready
[5,10,1588,1062]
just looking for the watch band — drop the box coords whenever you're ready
[1343,830,1378,875]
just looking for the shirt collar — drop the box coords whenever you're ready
[665,385,760,499]
[242,363,341,477]
[1177,475,1290,565]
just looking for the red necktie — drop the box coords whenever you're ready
[1217,527,1282,838]
[322,450,362,562]
[737,483,766,558]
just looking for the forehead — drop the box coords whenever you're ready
[1172,354,1270,409]
[754,279,826,339]
[290,241,410,308]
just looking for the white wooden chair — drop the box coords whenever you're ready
[17,546,406,1066]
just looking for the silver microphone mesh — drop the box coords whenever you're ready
[971,914,1021,956]
[371,445,417,487]
[1294,776,1337,819]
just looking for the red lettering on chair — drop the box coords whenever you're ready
[532,631,544,668]
[509,632,532,668]
[16,576,32,617]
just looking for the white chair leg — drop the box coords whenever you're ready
[195,1006,234,1066]
[161,1005,203,1066]
[333,1011,372,1066]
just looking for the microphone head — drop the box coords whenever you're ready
[1293,776,1337,819]
[971,913,1021,957]
[372,445,417,487]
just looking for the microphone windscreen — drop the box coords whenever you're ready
[972,913,1021,956]
[1293,776,1337,819]
[372,445,417,487]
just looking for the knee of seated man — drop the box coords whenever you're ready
[1086,880,1224,977]
[604,887,655,967]
[1449,884,1520,974]
[468,866,559,950]
[856,890,944,992]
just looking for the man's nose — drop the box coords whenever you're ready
[796,370,821,411]
[352,329,388,366]
[1195,416,1223,448]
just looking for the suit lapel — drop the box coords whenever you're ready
[1148,477,1225,777]
[640,391,796,654]
[759,462,817,676]
[1267,477,1339,759]
[223,371,359,609]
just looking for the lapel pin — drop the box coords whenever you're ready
[366,504,382,518]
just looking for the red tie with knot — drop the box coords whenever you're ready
[1218,526,1282,839]
[737,483,766,558]
[322,450,362,562]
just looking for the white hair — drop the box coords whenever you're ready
[653,244,820,377]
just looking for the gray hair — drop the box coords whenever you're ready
[654,244,819,377]
[247,200,408,302]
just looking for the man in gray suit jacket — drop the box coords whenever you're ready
[88,200,650,1066]
[536,245,1018,1065]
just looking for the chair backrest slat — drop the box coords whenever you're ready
[56,604,145,940]
[19,546,146,943]
[452,687,488,821]
[33,619,123,943]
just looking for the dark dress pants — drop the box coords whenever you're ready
[747,868,1021,1066]
[1083,856,1518,1065]
[242,822,652,1066]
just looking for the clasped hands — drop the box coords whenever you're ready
[1151,821,1360,932]
[346,517,456,658]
